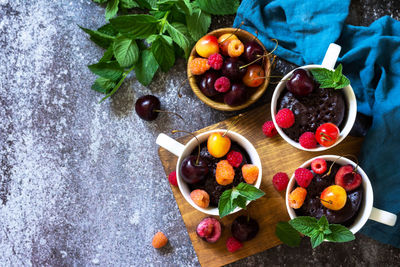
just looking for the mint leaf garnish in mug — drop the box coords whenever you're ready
[275,216,355,248]
[310,64,351,89]
[218,182,265,218]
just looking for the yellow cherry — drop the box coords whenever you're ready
[320,185,347,210]
[207,132,231,158]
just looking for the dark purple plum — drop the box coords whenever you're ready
[196,217,222,243]
[180,155,209,184]
[243,41,264,62]
[222,58,247,81]
[199,71,220,97]
[286,69,316,96]
[135,95,160,121]
[224,83,247,106]
[231,215,259,242]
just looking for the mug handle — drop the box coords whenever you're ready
[369,207,397,226]
[321,43,341,70]
[156,133,185,157]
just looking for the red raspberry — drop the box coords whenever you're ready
[299,132,317,149]
[168,171,178,186]
[207,53,223,70]
[275,108,295,128]
[295,168,314,188]
[227,150,243,168]
[214,76,231,92]
[226,236,242,252]
[311,158,327,174]
[262,121,277,137]
[272,172,289,191]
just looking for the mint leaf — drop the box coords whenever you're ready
[135,50,159,86]
[218,189,233,218]
[186,9,211,41]
[98,23,119,36]
[120,0,139,8]
[197,0,239,15]
[289,216,318,237]
[317,216,329,232]
[88,61,124,81]
[151,35,175,72]
[275,222,301,247]
[93,0,108,3]
[236,183,265,200]
[325,224,355,243]
[79,26,115,49]
[310,231,325,248]
[310,64,350,89]
[233,195,247,209]
[333,64,342,83]
[113,35,139,67]
[177,0,192,15]
[166,22,192,58]
[135,0,156,9]
[91,77,116,93]
[110,14,158,37]
[99,46,114,62]
[105,0,119,20]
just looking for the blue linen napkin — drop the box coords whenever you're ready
[234,0,400,248]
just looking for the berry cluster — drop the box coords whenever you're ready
[189,33,267,106]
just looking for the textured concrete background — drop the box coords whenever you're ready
[0,0,399,266]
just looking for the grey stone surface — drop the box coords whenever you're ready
[0,0,399,266]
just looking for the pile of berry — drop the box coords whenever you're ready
[189,33,267,106]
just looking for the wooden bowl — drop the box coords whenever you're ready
[187,28,271,111]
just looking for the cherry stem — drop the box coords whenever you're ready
[239,38,279,69]
[177,77,191,98]
[171,130,201,165]
[218,21,244,44]
[154,110,185,122]
[222,114,244,137]
[317,196,333,205]
[322,154,359,178]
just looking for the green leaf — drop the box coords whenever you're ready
[135,0,156,9]
[79,26,115,49]
[289,216,318,237]
[113,35,139,67]
[151,35,175,72]
[91,77,116,94]
[275,222,302,247]
[317,216,329,232]
[166,22,192,58]
[93,0,108,3]
[99,46,114,62]
[120,0,139,8]
[197,0,239,15]
[236,183,265,200]
[110,15,158,37]
[134,49,159,86]
[98,23,119,36]
[310,231,325,249]
[233,195,247,209]
[333,64,342,83]
[88,61,124,81]
[218,189,233,218]
[310,64,350,89]
[177,0,192,15]
[186,9,211,41]
[325,224,355,243]
[105,0,119,20]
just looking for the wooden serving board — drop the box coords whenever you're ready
[158,104,363,267]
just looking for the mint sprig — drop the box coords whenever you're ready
[275,216,355,249]
[83,0,239,102]
[310,64,351,89]
[218,182,265,218]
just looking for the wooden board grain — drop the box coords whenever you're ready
[158,104,363,267]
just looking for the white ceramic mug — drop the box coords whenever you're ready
[271,43,357,151]
[156,129,262,216]
[286,155,397,234]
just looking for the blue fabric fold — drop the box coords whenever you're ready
[234,0,400,248]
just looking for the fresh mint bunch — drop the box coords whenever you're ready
[310,64,351,89]
[82,0,240,102]
[218,182,265,218]
[275,216,355,248]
